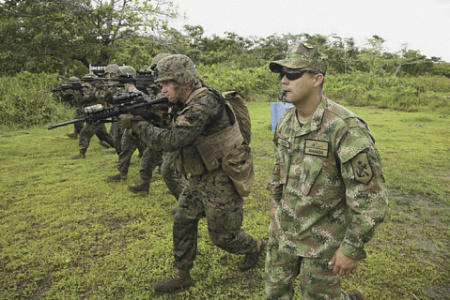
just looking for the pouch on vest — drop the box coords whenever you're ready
[222,144,254,197]
[179,145,205,176]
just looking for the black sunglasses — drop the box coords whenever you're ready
[279,69,320,81]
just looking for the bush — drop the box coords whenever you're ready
[1,70,449,128]
[197,63,279,101]
[0,72,72,128]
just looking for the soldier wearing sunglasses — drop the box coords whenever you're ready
[265,44,388,300]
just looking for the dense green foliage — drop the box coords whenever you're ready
[0,72,71,127]
[1,69,449,128]
[1,104,448,299]
[1,1,450,78]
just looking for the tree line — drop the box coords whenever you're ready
[1,0,449,78]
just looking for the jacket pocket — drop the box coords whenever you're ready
[291,154,323,196]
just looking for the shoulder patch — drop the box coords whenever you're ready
[351,152,373,184]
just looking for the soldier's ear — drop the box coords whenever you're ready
[313,73,324,88]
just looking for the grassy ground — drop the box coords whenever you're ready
[1,102,449,299]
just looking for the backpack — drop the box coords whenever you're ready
[221,91,251,145]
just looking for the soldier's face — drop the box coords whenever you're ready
[161,81,176,101]
[280,67,318,106]
[161,81,191,104]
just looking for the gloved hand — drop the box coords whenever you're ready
[118,113,144,130]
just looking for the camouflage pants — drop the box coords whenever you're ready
[161,152,186,200]
[139,147,163,181]
[117,129,147,175]
[73,109,83,134]
[109,119,122,154]
[172,168,255,271]
[78,122,115,153]
[265,235,353,300]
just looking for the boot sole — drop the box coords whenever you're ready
[153,281,194,294]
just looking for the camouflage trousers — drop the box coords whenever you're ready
[78,122,115,153]
[117,129,161,178]
[140,147,162,180]
[160,152,186,200]
[73,109,83,134]
[109,119,123,154]
[172,168,255,271]
[265,234,353,300]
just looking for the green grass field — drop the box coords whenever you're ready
[1,102,449,299]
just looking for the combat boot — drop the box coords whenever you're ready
[98,140,111,149]
[238,238,265,272]
[153,269,193,293]
[106,172,127,181]
[126,179,150,193]
[71,152,85,159]
[348,289,365,300]
[66,132,78,139]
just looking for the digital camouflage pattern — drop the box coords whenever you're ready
[115,83,169,182]
[266,97,388,299]
[266,247,355,300]
[105,64,119,75]
[68,76,81,85]
[118,65,136,77]
[269,43,328,74]
[155,54,199,85]
[268,97,388,259]
[160,151,186,199]
[148,53,171,71]
[131,82,256,270]
[77,77,116,153]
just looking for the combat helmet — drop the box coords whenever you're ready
[118,65,136,77]
[82,73,97,81]
[105,64,120,75]
[155,54,199,85]
[68,76,81,85]
[148,53,171,71]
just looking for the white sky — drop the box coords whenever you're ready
[171,0,450,62]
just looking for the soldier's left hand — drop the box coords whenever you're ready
[329,248,359,277]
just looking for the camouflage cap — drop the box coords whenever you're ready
[119,65,136,77]
[155,54,199,85]
[269,43,328,74]
[148,53,171,71]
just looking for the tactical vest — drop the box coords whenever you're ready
[176,87,244,175]
[175,87,254,196]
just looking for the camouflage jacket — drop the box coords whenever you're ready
[132,83,232,174]
[268,97,388,260]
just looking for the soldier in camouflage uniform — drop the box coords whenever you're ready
[126,54,187,195]
[106,65,164,192]
[58,76,84,139]
[265,44,388,300]
[104,64,124,154]
[119,54,265,292]
[136,53,187,197]
[71,73,116,159]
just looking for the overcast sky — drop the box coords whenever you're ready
[171,0,450,62]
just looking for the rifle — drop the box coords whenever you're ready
[47,92,169,130]
[83,71,155,94]
[45,83,87,93]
